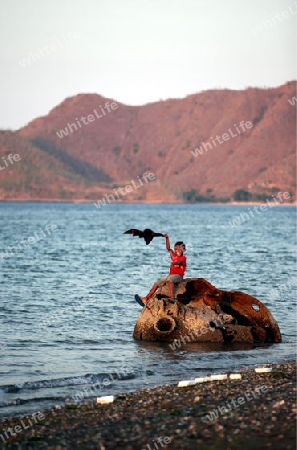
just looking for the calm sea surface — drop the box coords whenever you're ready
[0,202,296,417]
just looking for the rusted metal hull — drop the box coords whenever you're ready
[133,278,281,343]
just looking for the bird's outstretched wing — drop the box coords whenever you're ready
[124,228,163,245]
[124,229,144,237]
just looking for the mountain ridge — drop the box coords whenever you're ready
[0,81,295,202]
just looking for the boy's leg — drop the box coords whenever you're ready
[167,275,183,300]
[140,277,167,303]
[167,281,175,299]
[141,283,159,303]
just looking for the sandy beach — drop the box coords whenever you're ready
[1,360,296,449]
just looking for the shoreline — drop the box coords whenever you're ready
[0,199,295,206]
[1,360,296,449]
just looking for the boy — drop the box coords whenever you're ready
[136,233,187,304]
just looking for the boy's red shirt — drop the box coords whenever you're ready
[169,251,187,276]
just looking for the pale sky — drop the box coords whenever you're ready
[0,0,296,130]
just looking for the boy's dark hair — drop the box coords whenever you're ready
[175,241,186,250]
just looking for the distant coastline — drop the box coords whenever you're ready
[0,198,295,205]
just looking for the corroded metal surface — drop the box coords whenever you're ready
[133,278,281,343]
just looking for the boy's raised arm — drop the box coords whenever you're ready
[162,233,171,252]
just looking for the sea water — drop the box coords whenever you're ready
[0,202,296,416]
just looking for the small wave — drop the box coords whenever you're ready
[0,395,65,409]
[0,370,137,395]
[0,398,22,408]
[0,375,92,394]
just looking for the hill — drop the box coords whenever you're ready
[0,81,295,202]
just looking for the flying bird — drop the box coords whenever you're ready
[124,228,163,245]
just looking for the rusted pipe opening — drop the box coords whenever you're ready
[154,316,176,336]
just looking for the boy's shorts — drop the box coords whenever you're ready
[155,274,183,287]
